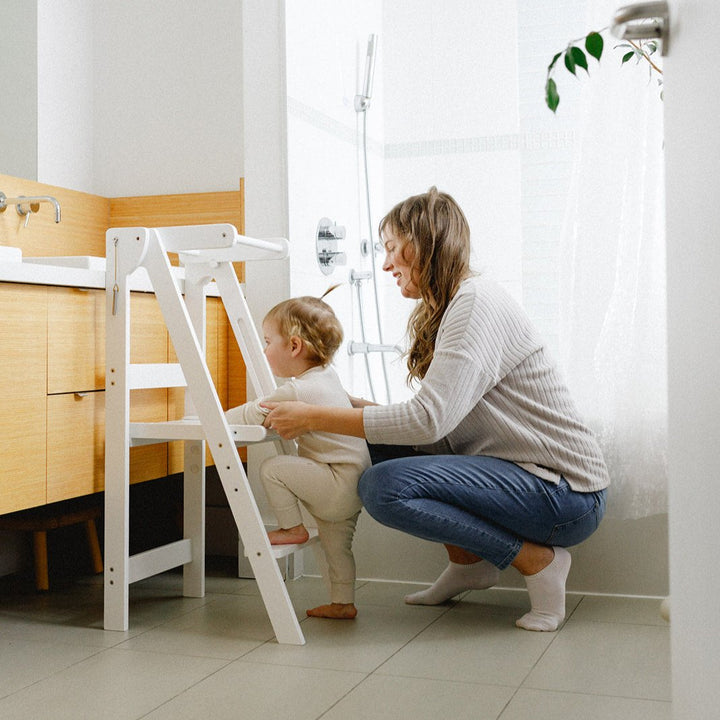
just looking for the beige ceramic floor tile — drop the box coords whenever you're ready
[243,602,444,673]
[118,593,277,658]
[567,594,667,625]
[321,674,514,720]
[0,638,101,698]
[501,688,672,720]
[523,620,671,701]
[0,647,226,720]
[463,586,583,617]
[377,599,555,686]
[353,579,441,607]
[142,659,366,720]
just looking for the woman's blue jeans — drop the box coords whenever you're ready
[358,445,606,569]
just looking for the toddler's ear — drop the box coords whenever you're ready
[289,335,304,356]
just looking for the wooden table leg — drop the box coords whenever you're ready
[85,519,104,574]
[32,530,49,591]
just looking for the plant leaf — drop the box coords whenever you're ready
[621,50,634,64]
[564,50,576,75]
[548,51,562,72]
[570,46,589,73]
[585,32,604,61]
[545,77,560,113]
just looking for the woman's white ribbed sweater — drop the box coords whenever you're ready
[363,276,609,493]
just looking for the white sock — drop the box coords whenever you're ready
[515,547,571,632]
[404,560,500,605]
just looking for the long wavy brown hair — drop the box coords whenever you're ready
[379,187,472,383]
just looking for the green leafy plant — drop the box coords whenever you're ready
[545,27,663,113]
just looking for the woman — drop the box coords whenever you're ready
[264,187,609,631]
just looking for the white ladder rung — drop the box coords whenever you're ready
[129,419,273,445]
[128,363,186,389]
[128,539,192,584]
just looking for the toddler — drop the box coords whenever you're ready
[226,292,370,619]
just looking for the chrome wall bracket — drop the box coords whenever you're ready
[611,1,670,56]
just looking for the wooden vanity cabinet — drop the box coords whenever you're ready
[1,281,244,514]
[45,289,171,502]
[0,284,48,514]
[45,287,105,503]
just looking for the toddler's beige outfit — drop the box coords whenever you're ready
[226,365,370,604]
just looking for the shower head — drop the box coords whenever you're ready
[355,34,377,112]
[362,34,377,99]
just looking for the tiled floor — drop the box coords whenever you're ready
[0,562,671,719]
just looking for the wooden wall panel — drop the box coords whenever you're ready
[108,179,245,281]
[0,174,110,258]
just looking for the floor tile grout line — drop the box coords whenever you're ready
[0,644,108,705]
[134,656,239,720]
[495,594,588,719]
[313,600,465,720]
[516,594,582,684]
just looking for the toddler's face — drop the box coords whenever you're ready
[262,318,294,377]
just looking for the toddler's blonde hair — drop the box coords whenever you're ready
[265,288,343,365]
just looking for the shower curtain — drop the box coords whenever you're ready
[557,9,666,519]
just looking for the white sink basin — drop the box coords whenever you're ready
[0,246,22,262]
[24,255,106,271]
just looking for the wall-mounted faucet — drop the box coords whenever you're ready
[316,217,346,275]
[0,192,62,225]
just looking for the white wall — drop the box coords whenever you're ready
[92,0,244,197]
[9,0,245,197]
[0,0,38,180]
[37,0,94,192]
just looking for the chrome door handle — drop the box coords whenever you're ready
[611,1,670,55]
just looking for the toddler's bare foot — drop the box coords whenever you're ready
[306,602,357,619]
[267,524,310,545]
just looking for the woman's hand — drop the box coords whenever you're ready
[261,401,312,439]
[348,394,379,409]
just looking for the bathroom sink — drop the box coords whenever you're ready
[23,255,106,271]
[0,246,22,262]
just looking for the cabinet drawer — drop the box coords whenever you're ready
[47,391,105,503]
[131,293,168,363]
[0,284,47,512]
[47,289,168,395]
[46,387,169,503]
[47,287,105,394]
